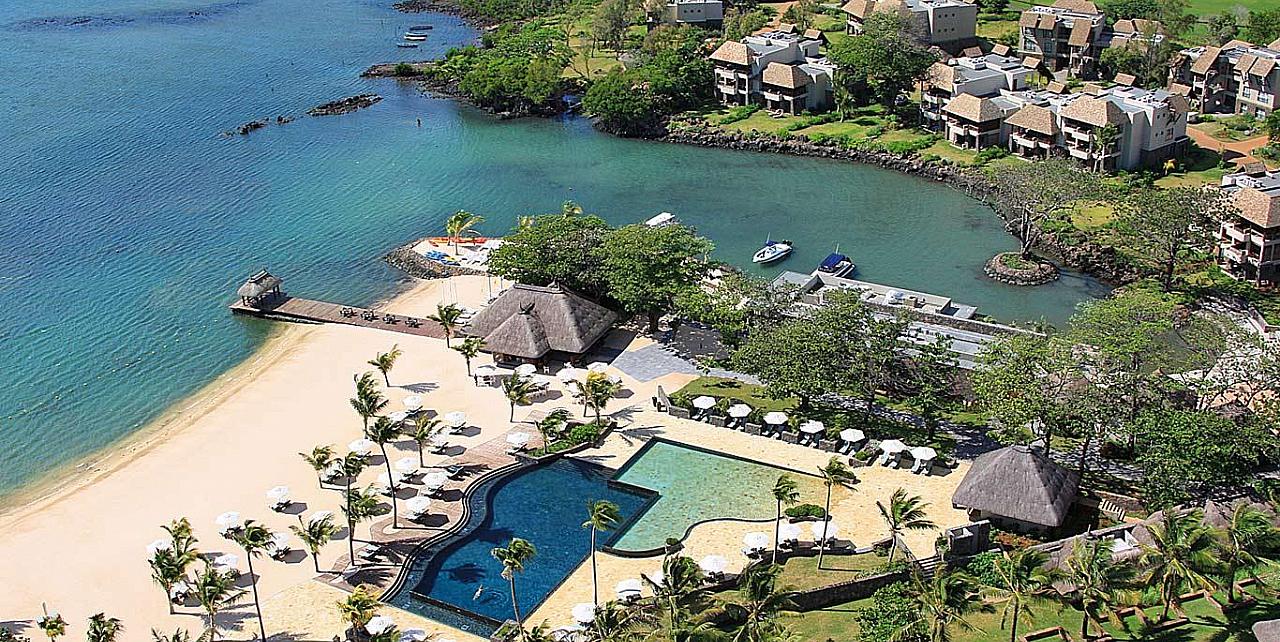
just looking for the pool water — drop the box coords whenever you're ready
[610,440,828,552]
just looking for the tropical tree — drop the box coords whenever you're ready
[583,500,621,605]
[724,564,796,642]
[486,212,612,296]
[1116,186,1232,291]
[408,414,443,467]
[300,445,336,489]
[877,488,936,563]
[337,585,382,639]
[574,371,622,425]
[163,518,200,568]
[36,607,66,642]
[906,336,954,442]
[148,629,199,642]
[291,513,340,573]
[984,158,1099,258]
[493,538,538,640]
[586,601,656,642]
[427,303,465,347]
[367,344,403,387]
[1214,502,1280,604]
[816,457,855,569]
[981,549,1062,642]
[771,474,800,564]
[595,223,714,332]
[643,554,708,626]
[503,372,539,421]
[343,486,381,567]
[86,614,124,642]
[1089,123,1121,172]
[1060,538,1136,639]
[191,562,242,641]
[445,210,485,254]
[149,547,186,615]
[231,520,274,641]
[453,336,486,376]
[1140,510,1219,621]
[533,408,571,450]
[367,415,404,527]
[903,570,988,642]
[350,372,387,434]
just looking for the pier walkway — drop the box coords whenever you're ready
[229,294,446,339]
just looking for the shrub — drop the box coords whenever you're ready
[717,104,760,125]
[392,62,419,77]
[963,550,1003,586]
[853,446,877,462]
[973,146,1009,164]
[569,421,604,444]
[785,503,827,519]
[857,582,925,642]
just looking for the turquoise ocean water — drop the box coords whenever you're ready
[0,0,1106,497]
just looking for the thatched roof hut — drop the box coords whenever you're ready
[236,270,283,303]
[952,445,1080,529]
[466,283,618,361]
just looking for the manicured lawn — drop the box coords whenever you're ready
[1068,203,1115,230]
[976,17,1018,41]
[1155,145,1228,188]
[787,599,865,642]
[717,110,806,134]
[800,120,874,138]
[777,554,895,591]
[674,377,799,413]
[922,139,983,165]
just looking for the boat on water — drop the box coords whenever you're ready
[817,251,855,277]
[752,238,792,264]
[396,42,419,48]
[403,33,428,41]
[409,24,434,30]
[644,212,678,227]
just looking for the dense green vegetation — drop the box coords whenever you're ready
[425,23,572,114]
[583,26,715,135]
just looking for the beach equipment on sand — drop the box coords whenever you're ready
[506,432,531,447]
[169,580,192,600]
[799,420,825,434]
[879,439,907,454]
[778,521,802,542]
[692,396,716,410]
[348,438,376,456]
[445,411,467,427]
[615,578,643,600]
[308,510,334,526]
[366,615,396,636]
[910,446,938,474]
[743,532,769,551]
[763,411,788,426]
[406,496,432,518]
[557,366,582,383]
[213,553,239,574]
[422,471,448,490]
[147,538,173,556]
[811,520,840,542]
[839,428,865,443]
[215,511,242,533]
[699,554,728,575]
[645,568,664,588]
[587,362,609,373]
[395,457,420,475]
[400,629,429,642]
[728,404,752,418]
[572,603,597,624]
[608,372,623,384]
[389,411,409,424]
[402,395,423,411]
[266,485,291,504]
[515,363,537,377]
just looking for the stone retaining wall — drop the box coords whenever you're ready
[383,239,486,280]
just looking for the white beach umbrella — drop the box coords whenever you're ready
[146,538,173,556]
[445,411,467,427]
[515,363,537,376]
[377,471,405,488]
[572,602,597,624]
[811,520,840,541]
[743,532,769,550]
[692,396,717,410]
[910,446,938,462]
[403,395,424,411]
[728,403,752,418]
[266,485,291,504]
[169,580,191,599]
[615,578,643,599]
[506,432,531,447]
[699,554,728,574]
[406,496,432,516]
[607,372,623,385]
[422,471,448,489]
[400,629,429,642]
[879,439,907,454]
[366,615,396,636]
[839,428,866,443]
[214,511,241,532]
[763,411,788,426]
[348,438,375,456]
[213,553,239,572]
[557,366,582,383]
[395,457,420,474]
[799,420,825,434]
[389,410,409,424]
[646,569,665,588]
[308,510,334,526]
[587,362,609,373]
[778,521,802,542]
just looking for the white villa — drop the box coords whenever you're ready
[839,0,978,51]
[921,46,1038,130]
[710,29,834,114]
[1169,38,1280,117]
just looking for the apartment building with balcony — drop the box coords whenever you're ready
[1168,39,1280,117]
[840,0,977,51]
[921,46,1037,128]
[709,30,834,114]
[942,93,1021,148]
[1055,85,1189,171]
[1017,0,1106,78]
[1217,167,1280,284]
[1106,18,1164,50]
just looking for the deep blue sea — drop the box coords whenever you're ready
[0,0,1107,496]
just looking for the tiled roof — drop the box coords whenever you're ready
[1190,46,1221,74]
[710,40,750,65]
[1114,72,1136,86]
[841,0,875,18]
[1006,104,1059,135]
[992,44,1011,56]
[1251,57,1276,78]
[926,61,956,92]
[1051,0,1099,13]
[1046,80,1067,93]
[1018,11,1038,27]
[1037,12,1057,30]
[1068,20,1093,46]
[1112,18,1160,34]
[1235,186,1280,229]
[762,62,811,89]
[1168,82,1192,96]
[1235,53,1259,73]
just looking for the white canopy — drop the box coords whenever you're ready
[699,554,728,574]
[910,446,938,461]
[692,396,717,410]
[146,538,173,556]
[308,510,334,526]
[879,439,907,454]
[475,365,499,377]
[839,428,866,443]
[377,471,405,487]
[572,603,597,623]
[422,472,448,489]
[348,438,375,455]
[646,569,665,587]
[728,404,752,418]
[778,521,802,541]
[266,485,291,502]
[743,532,769,550]
[763,411,788,426]
[587,362,609,373]
[396,457,421,474]
[811,520,840,541]
[214,511,241,532]
[169,580,191,598]
[557,367,582,383]
[506,432,531,447]
[366,615,396,635]
[444,411,467,427]
[400,629,429,642]
[615,578,643,598]
[607,373,623,385]
[799,420,825,434]
[403,395,424,411]
[515,363,537,376]
[406,496,432,515]
[389,411,409,423]
[213,553,239,570]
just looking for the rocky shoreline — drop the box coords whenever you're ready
[984,253,1060,286]
[308,93,383,116]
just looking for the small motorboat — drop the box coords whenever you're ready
[409,24,434,30]
[752,238,792,264]
[403,33,428,41]
[396,42,420,48]
[817,252,855,277]
[644,212,677,227]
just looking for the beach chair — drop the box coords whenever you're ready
[429,441,451,455]
[446,465,465,479]
[875,452,890,466]
[269,498,292,512]
[357,544,382,561]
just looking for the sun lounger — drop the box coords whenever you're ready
[429,441,451,454]
[875,452,890,466]
[445,465,464,479]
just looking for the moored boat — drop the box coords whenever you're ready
[403,33,428,41]
[817,252,855,277]
[752,238,792,264]
[644,212,677,227]
[396,42,419,48]
[409,24,434,30]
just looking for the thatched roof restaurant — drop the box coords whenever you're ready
[236,270,283,305]
[466,283,618,362]
[952,445,1080,531]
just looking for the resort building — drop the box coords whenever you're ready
[839,0,977,50]
[941,92,1021,149]
[659,0,723,26]
[1168,39,1280,117]
[1106,18,1164,50]
[464,282,618,364]
[951,445,1080,531]
[710,30,834,114]
[920,47,1037,128]
[1016,0,1106,78]
[1216,166,1280,284]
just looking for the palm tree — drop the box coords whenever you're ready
[350,372,387,434]
[148,629,199,642]
[427,303,465,347]
[232,520,274,642]
[408,414,443,467]
[300,445,336,488]
[643,555,708,626]
[1089,124,1121,173]
[583,500,621,605]
[585,601,655,642]
[503,373,538,421]
[191,562,242,641]
[367,344,402,387]
[36,606,66,642]
[770,474,800,564]
[291,513,340,573]
[1140,510,1219,621]
[904,570,987,642]
[444,210,485,254]
[343,487,381,567]
[533,408,571,451]
[1214,502,1280,604]
[86,614,124,642]
[877,488,936,563]
[453,336,486,377]
[1060,537,1135,640]
[149,547,186,615]
[573,371,622,426]
[725,564,796,642]
[163,518,200,569]
[982,548,1062,642]
[816,457,855,569]
[492,538,537,640]
[336,585,381,640]
[367,415,404,527]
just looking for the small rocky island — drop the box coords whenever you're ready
[307,94,383,117]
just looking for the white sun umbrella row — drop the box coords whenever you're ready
[515,363,538,377]
[506,432,531,447]
[799,420,825,435]
[422,471,449,490]
[699,554,728,575]
[742,531,769,552]
[777,521,803,542]
[728,403,752,418]
[348,438,376,456]
[406,496,432,518]
[811,520,841,542]
[573,602,598,624]
[587,362,609,374]
[444,411,467,428]
[557,366,583,383]
[763,411,788,426]
[395,457,422,476]
[214,511,242,534]
[839,428,866,443]
[400,630,430,642]
[266,485,291,509]
[402,395,424,412]
[692,396,717,410]
[308,510,334,526]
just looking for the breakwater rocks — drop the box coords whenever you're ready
[984,253,1060,286]
[307,93,382,117]
[225,114,296,136]
[384,240,485,280]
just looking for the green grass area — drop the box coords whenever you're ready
[1155,144,1229,188]
[922,139,983,165]
[1068,203,1115,230]
[716,109,808,134]
[674,377,799,413]
[787,600,865,641]
[777,554,896,591]
[976,17,1018,42]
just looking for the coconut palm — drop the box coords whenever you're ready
[350,372,387,434]
[583,500,621,605]
[163,518,200,567]
[725,564,796,642]
[503,373,539,421]
[191,562,242,641]
[337,584,382,639]
[367,415,404,527]
[903,570,988,642]
[1060,537,1136,639]
[427,303,465,347]
[408,415,444,467]
[573,371,622,426]
[232,520,274,642]
[641,555,707,627]
[300,444,336,488]
[86,614,124,642]
[291,513,339,573]
[36,606,66,642]
[149,547,186,615]
[453,336,486,377]
[586,601,655,642]
[771,474,800,564]
[1140,510,1219,621]
[1089,124,1121,173]
[343,487,381,567]
[148,629,199,642]
[982,548,1062,642]
[533,408,571,451]
[816,457,855,569]
[877,488,936,563]
[1215,502,1280,604]
[492,537,537,640]
[367,344,402,387]
[444,210,485,254]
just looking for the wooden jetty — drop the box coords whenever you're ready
[229,270,445,339]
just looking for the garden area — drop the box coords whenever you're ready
[703,105,940,155]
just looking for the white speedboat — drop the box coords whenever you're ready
[403,33,428,41]
[752,238,792,264]
[644,212,677,227]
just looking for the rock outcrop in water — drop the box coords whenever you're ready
[307,94,383,117]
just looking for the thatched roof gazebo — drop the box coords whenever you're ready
[465,283,618,363]
[952,445,1080,531]
[236,270,283,306]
